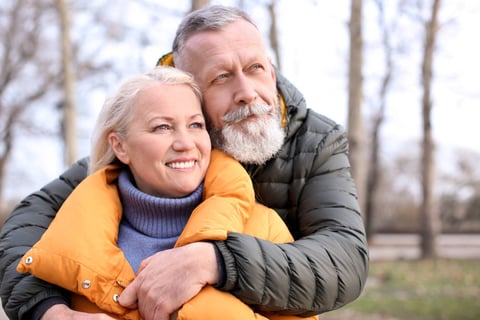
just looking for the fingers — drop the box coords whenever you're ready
[120,245,213,320]
[118,279,139,309]
[119,276,171,320]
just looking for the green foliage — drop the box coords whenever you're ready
[324,259,480,320]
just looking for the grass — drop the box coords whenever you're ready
[322,259,480,320]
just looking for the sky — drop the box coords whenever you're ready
[277,1,480,154]
[4,0,480,201]
[275,0,480,178]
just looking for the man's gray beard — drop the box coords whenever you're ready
[210,105,285,165]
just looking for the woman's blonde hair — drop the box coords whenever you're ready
[89,66,203,174]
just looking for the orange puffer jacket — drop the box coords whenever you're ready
[17,150,317,320]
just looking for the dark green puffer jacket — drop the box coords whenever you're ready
[0,71,368,319]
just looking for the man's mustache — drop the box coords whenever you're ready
[222,104,273,124]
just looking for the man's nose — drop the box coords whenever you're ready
[234,74,257,105]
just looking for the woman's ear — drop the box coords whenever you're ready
[109,132,130,164]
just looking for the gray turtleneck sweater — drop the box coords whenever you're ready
[116,170,204,273]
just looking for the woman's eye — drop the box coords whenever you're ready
[153,124,170,131]
[190,122,205,129]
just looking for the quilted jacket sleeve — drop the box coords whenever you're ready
[0,158,89,320]
[214,123,369,317]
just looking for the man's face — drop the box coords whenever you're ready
[179,19,285,164]
[180,19,278,128]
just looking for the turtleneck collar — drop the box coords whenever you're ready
[117,169,203,238]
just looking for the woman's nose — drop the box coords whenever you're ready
[172,131,196,151]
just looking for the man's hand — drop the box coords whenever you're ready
[118,242,219,320]
[41,304,116,319]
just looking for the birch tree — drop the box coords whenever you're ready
[420,0,441,258]
[56,0,78,166]
[347,0,367,214]
[364,0,400,239]
[190,0,210,12]
[267,1,281,72]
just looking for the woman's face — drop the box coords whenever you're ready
[110,83,211,198]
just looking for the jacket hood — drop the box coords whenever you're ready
[273,68,308,141]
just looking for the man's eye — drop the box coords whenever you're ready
[214,73,229,82]
[251,63,263,71]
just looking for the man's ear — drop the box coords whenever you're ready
[109,133,129,164]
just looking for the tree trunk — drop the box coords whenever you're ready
[347,0,367,216]
[0,111,16,208]
[267,1,281,72]
[365,0,393,241]
[420,0,441,259]
[56,0,78,166]
[190,0,210,12]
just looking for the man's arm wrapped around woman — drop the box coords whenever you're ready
[0,158,89,319]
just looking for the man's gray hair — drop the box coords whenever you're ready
[172,5,257,67]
